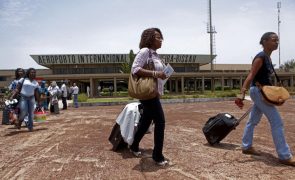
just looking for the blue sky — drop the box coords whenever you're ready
[0,0,294,69]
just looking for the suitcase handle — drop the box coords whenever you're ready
[235,106,252,126]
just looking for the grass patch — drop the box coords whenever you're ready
[85,90,240,103]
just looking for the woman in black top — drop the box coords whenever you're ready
[236,32,294,166]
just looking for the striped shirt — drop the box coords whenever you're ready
[131,48,166,95]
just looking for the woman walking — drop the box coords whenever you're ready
[129,27,168,166]
[236,32,294,166]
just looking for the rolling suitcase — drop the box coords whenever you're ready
[108,123,128,151]
[2,106,10,125]
[203,107,252,145]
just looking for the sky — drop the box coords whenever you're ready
[0,0,294,69]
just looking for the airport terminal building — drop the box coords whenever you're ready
[0,53,294,97]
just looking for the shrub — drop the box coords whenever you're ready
[78,93,88,102]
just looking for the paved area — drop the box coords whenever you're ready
[0,99,295,179]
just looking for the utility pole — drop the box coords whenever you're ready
[277,2,281,66]
[207,0,217,91]
[207,0,216,72]
[208,0,214,72]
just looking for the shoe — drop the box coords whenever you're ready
[279,157,295,167]
[130,149,142,157]
[15,120,21,129]
[242,147,261,156]
[28,128,33,132]
[155,159,169,166]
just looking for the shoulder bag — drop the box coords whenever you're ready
[258,63,290,106]
[128,50,158,100]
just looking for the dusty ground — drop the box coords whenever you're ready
[0,99,295,180]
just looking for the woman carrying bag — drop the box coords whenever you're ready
[235,32,294,166]
[129,27,169,166]
[12,68,40,131]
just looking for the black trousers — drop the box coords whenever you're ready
[62,97,67,109]
[130,97,165,162]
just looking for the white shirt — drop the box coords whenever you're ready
[19,78,39,97]
[72,86,79,95]
[131,48,166,95]
[61,84,67,97]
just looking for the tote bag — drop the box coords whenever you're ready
[128,50,158,100]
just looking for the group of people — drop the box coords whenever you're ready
[1,28,294,167]
[4,68,80,131]
[128,28,294,167]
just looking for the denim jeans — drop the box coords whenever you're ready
[73,94,78,108]
[242,86,292,160]
[19,95,35,130]
[130,97,165,162]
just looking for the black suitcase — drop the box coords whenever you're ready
[108,123,128,151]
[203,107,251,145]
[2,106,10,125]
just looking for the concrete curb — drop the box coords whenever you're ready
[71,97,237,107]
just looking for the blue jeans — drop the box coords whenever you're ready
[242,86,292,160]
[19,95,35,130]
[73,94,78,108]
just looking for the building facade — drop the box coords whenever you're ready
[0,53,294,97]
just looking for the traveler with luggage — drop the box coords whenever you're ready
[129,27,168,166]
[235,32,295,166]
[48,81,61,114]
[2,68,25,125]
[11,68,40,131]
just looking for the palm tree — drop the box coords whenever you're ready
[279,59,295,72]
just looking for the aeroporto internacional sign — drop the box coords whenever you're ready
[30,54,216,66]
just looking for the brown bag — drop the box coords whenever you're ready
[260,85,290,106]
[128,50,158,100]
[258,62,290,106]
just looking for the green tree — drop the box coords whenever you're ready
[120,50,135,73]
[279,59,295,72]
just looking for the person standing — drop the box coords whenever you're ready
[129,28,168,166]
[97,85,101,96]
[48,81,60,114]
[39,80,49,111]
[61,81,68,110]
[71,83,79,108]
[87,86,90,97]
[11,68,40,131]
[3,68,25,125]
[235,32,294,166]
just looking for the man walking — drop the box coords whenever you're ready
[61,81,68,110]
[71,83,79,108]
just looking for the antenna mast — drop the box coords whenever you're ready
[207,0,217,72]
[277,2,281,66]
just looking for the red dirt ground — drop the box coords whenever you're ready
[0,99,294,179]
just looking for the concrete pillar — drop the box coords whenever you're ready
[169,79,172,92]
[291,76,294,89]
[113,77,117,96]
[230,78,233,90]
[221,76,224,91]
[194,78,197,91]
[211,78,215,92]
[175,78,178,93]
[202,76,205,93]
[181,76,185,94]
[90,78,94,98]
[240,76,243,89]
